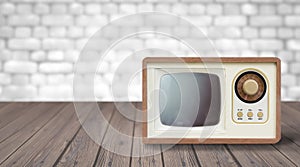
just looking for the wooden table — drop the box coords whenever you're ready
[0,102,299,166]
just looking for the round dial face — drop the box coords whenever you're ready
[235,71,267,103]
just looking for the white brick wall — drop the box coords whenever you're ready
[0,0,299,101]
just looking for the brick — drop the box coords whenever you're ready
[282,74,296,86]
[31,74,46,85]
[137,4,153,12]
[0,26,13,38]
[42,15,73,26]
[207,4,222,15]
[101,3,118,14]
[287,40,300,50]
[4,61,37,73]
[295,29,300,38]
[0,3,15,15]
[64,50,79,62]
[67,27,83,38]
[120,4,136,14]
[241,50,258,57]
[187,16,212,26]
[42,39,73,50]
[84,27,99,37]
[39,62,73,73]
[285,16,300,26]
[69,3,83,15]
[259,51,276,57]
[155,4,170,12]
[251,0,282,2]
[250,16,282,27]
[12,74,29,85]
[94,82,110,99]
[47,74,65,85]
[214,16,247,26]
[251,40,283,50]
[12,51,30,60]
[259,5,276,15]
[85,4,101,14]
[16,4,32,14]
[260,28,276,38]
[278,51,294,62]
[8,15,39,26]
[33,27,48,38]
[0,16,5,26]
[287,87,300,99]
[2,85,37,99]
[34,3,49,14]
[48,51,64,61]
[277,4,292,15]
[49,27,66,37]
[0,73,11,85]
[172,4,188,14]
[224,4,240,15]
[31,51,46,61]
[0,40,4,49]
[173,26,190,37]
[216,0,247,2]
[15,27,31,38]
[278,28,293,39]
[188,4,205,15]
[39,85,72,99]
[295,5,300,14]
[8,38,40,50]
[281,61,288,74]
[242,27,258,38]
[215,39,249,51]
[51,4,67,14]
[0,50,11,61]
[76,15,107,26]
[207,27,241,38]
[291,62,300,74]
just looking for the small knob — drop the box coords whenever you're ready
[237,112,243,117]
[247,112,253,117]
[257,112,263,118]
[243,79,259,96]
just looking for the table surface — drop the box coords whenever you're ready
[0,102,299,166]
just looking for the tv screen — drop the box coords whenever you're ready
[159,72,221,127]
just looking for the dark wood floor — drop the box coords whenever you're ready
[0,102,299,166]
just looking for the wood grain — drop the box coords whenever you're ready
[193,145,239,166]
[162,145,200,166]
[131,103,163,167]
[0,103,65,164]
[0,102,299,166]
[94,102,135,167]
[56,103,115,167]
[0,102,36,129]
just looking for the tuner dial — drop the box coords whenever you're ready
[243,79,259,96]
[235,71,267,103]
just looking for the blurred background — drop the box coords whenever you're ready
[0,0,299,101]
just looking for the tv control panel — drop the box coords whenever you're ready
[232,69,269,124]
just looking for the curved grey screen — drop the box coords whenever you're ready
[159,72,221,127]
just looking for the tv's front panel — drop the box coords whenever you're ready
[146,62,277,139]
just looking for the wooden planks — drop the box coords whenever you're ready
[193,145,239,166]
[0,102,300,166]
[162,145,200,166]
[0,103,66,164]
[56,103,115,167]
[0,102,36,129]
[131,103,163,167]
[94,102,135,167]
[1,103,76,166]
